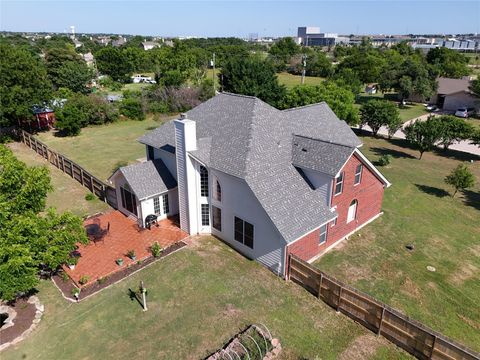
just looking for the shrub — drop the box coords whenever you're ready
[79,275,89,285]
[120,98,145,120]
[71,287,80,297]
[60,272,70,282]
[85,193,95,201]
[378,154,392,166]
[150,242,162,257]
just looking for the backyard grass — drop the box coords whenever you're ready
[277,72,325,88]
[6,142,110,217]
[36,115,175,181]
[315,135,480,352]
[466,118,480,130]
[2,237,410,360]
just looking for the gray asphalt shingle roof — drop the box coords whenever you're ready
[292,135,354,177]
[119,159,177,200]
[138,92,365,243]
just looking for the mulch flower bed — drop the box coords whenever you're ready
[53,241,187,302]
[0,297,37,347]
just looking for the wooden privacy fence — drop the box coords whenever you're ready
[288,255,479,360]
[21,130,117,209]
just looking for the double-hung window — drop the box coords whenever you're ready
[234,216,254,249]
[153,196,161,215]
[354,164,363,185]
[334,172,344,195]
[201,204,210,226]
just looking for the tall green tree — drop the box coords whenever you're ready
[45,47,93,94]
[280,82,358,125]
[433,115,475,151]
[444,164,475,197]
[269,37,300,71]
[0,146,87,300]
[426,47,470,78]
[403,117,443,159]
[0,43,52,127]
[220,56,286,107]
[95,47,133,83]
[360,100,401,137]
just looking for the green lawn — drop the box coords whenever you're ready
[2,237,409,360]
[6,142,110,217]
[355,93,428,122]
[315,135,480,352]
[36,116,174,181]
[277,72,325,89]
[466,118,480,130]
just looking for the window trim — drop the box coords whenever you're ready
[201,204,210,226]
[233,216,254,249]
[347,199,358,223]
[153,196,161,215]
[199,165,209,197]
[334,172,344,196]
[354,164,363,186]
[162,194,169,215]
[120,185,137,216]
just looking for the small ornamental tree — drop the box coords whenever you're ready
[444,164,475,197]
[433,115,475,151]
[359,100,400,137]
[403,117,443,159]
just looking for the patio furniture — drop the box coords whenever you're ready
[85,223,107,244]
[145,214,158,230]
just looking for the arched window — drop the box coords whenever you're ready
[200,165,209,197]
[347,199,358,223]
[213,178,222,202]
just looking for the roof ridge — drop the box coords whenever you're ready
[282,101,328,112]
[293,134,356,149]
[220,91,259,100]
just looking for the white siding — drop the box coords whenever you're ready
[150,147,178,181]
[111,172,142,226]
[302,168,333,206]
[139,188,179,225]
[210,169,286,275]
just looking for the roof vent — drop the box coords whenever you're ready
[180,113,187,120]
[301,148,308,152]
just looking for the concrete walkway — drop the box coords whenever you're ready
[358,114,480,157]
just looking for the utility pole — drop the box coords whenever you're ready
[212,52,216,93]
[301,54,307,85]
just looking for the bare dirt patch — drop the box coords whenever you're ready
[400,277,422,300]
[450,263,479,285]
[457,314,480,331]
[338,334,388,360]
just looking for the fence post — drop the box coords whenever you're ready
[429,335,437,359]
[317,273,323,299]
[80,168,85,186]
[286,254,291,281]
[336,286,343,312]
[377,307,385,335]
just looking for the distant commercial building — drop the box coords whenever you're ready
[297,27,349,47]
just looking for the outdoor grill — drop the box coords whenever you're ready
[145,214,158,229]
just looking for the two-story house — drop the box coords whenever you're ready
[108,93,390,276]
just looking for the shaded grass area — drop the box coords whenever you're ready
[6,142,110,217]
[315,136,480,352]
[2,237,410,360]
[36,115,174,180]
[355,93,428,122]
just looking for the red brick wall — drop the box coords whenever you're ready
[328,153,384,244]
[287,152,385,263]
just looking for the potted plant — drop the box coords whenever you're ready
[66,257,78,270]
[127,249,136,261]
[116,258,124,266]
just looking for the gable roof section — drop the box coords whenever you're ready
[292,135,355,177]
[138,93,381,243]
[117,159,177,200]
[437,77,471,95]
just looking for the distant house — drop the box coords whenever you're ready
[430,77,478,112]
[109,93,390,277]
[83,52,95,66]
[72,39,83,49]
[142,41,160,51]
[365,83,378,95]
[19,106,56,131]
[112,37,126,47]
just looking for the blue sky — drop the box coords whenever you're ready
[1,1,479,37]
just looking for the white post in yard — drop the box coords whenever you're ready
[140,281,147,311]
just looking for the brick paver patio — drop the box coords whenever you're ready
[64,211,188,287]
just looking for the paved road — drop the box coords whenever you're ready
[358,114,480,157]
